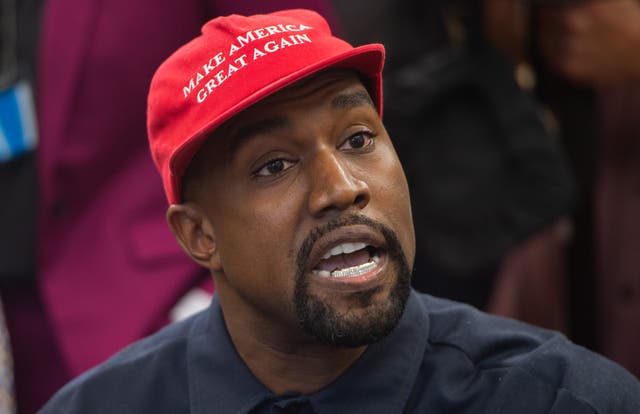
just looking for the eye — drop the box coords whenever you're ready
[252,158,295,177]
[339,130,375,151]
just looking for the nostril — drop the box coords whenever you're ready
[354,194,367,207]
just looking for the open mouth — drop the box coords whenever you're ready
[311,242,382,279]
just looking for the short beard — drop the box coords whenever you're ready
[293,215,412,348]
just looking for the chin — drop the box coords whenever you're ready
[295,265,411,348]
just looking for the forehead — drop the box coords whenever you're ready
[251,69,372,112]
[209,70,374,152]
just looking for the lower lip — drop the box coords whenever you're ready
[309,253,388,291]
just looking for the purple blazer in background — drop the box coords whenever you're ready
[26,0,336,410]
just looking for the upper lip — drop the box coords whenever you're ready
[304,224,387,272]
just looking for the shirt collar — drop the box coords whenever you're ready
[187,290,430,414]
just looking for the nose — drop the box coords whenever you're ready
[307,150,371,217]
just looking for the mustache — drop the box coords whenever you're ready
[295,214,405,273]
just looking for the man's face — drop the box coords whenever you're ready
[191,71,415,347]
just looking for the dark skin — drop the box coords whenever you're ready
[538,0,640,85]
[485,0,640,85]
[167,71,415,394]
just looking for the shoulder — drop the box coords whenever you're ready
[40,310,205,414]
[415,294,640,413]
[420,294,558,356]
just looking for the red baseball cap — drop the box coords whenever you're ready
[147,9,385,204]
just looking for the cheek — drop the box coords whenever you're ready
[211,188,302,294]
[369,147,416,262]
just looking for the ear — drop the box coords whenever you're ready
[166,203,222,271]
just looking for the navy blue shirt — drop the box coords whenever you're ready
[41,290,640,413]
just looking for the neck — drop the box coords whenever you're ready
[222,304,366,395]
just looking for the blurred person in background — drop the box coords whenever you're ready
[487,0,640,378]
[0,1,337,412]
[538,0,640,376]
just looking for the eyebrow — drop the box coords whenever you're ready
[224,116,289,158]
[331,90,374,110]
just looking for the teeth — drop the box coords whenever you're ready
[330,261,376,278]
[312,253,380,279]
[321,242,367,259]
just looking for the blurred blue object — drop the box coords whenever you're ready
[0,80,37,162]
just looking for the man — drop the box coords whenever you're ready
[41,9,640,413]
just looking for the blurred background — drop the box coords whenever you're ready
[1,0,639,412]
